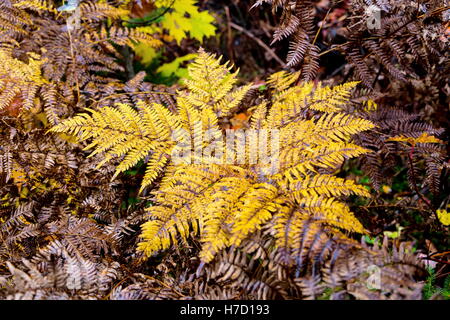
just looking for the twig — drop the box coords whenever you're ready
[225,6,235,63]
[229,22,287,68]
[312,6,333,46]
[407,144,433,209]
[66,27,80,100]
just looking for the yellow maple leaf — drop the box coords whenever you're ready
[437,209,450,226]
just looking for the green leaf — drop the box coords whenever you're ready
[188,11,216,42]
[157,53,198,79]
[132,42,159,65]
[161,11,190,44]
[172,0,198,15]
[159,0,216,44]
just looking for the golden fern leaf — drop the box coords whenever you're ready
[181,48,252,118]
[288,174,370,199]
[249,101,268,130]
[138,124,371,263]
[228,183,279,247]
[294,196,366,234]
[312,113,375,142]
[137,205,181,257]
[134,53,375,263]
[12,0,57,13]
[139,164,248,259]
[388,132,444,146]
[276,142,370,183]
[199,176,254,262]
[264,82,315,128]
[0,50,47,111]
[267,70,301,92]
[49,51,253,191]
[48,50,375,266]
[309,82,360,113]
[49,102,179,191]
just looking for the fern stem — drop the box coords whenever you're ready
[406,144,442,228]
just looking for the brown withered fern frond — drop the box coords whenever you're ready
[0,183,143,299]
[354,108,447,196]
[0,189,146,299]
[13,1,160,87]
[194,227,426,300]
[0,0,164,120]
[253,0,448,87]
[253,0,320,80]
[0,254,122,300]
[106,226,425,300]
[83,71,178,113]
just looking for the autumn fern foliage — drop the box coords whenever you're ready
[1,44,432,299]
[50,50,253,192]
[0,0,162,121]
[1,1,160,87]
[137,60,375,264]
[252,0,320,78]
[253,0,449,86]
[354,108,447,194]
[51,51,373,264]
[47,51,433,300]
[193,229,425,299]
[0,50,47,112]
[0,0,444,301]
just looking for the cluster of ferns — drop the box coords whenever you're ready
[0,0,447,300]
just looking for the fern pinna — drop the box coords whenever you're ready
[252,1,448,86]
[0,0,166,124]
[50,49,253,192]
[51,50,375,266]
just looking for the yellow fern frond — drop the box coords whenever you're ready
[139,164,249,259]
[199,177,254,262]
[181,49,252,118]
[49,102,178,190]
[249,101,268,130]
[47,50,375,265]
[0,50,47,111]
[276,142,371,183]
[313,113,375,142]
[137,206,181,256]
[310,81,360,113]
[265,82,315,128]
[13,0,57,13]
[388,132,444,146]
[288,174,370,199]
[294,197,366,234]
[267,70,301,92]
[133,56,374,262]
[229,183,279,247]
